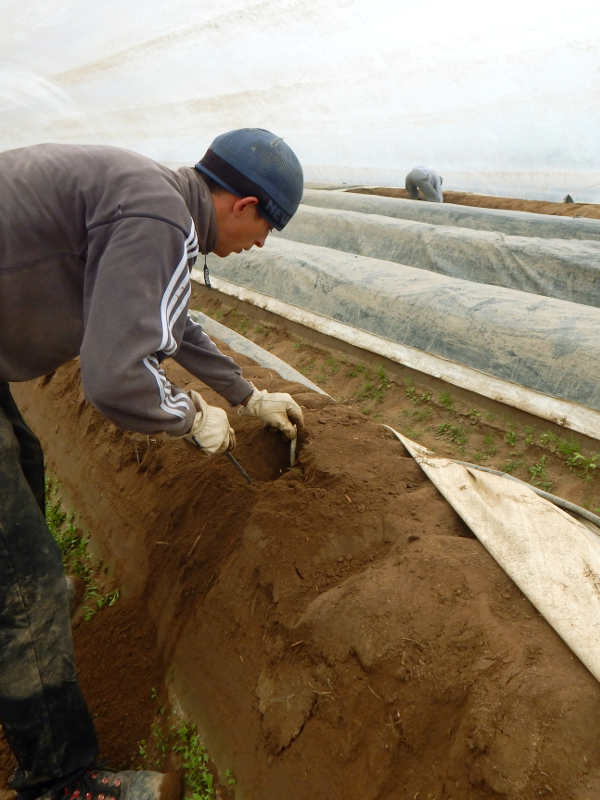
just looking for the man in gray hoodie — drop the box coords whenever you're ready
[0,129,304,800]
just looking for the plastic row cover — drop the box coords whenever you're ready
[278,204,600,307]
[301,189,600,241]
[211,237,600,412]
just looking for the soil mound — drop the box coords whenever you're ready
[349,187,600,219]
[5,354,600,799]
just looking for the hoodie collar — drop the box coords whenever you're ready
[174,167,217,255]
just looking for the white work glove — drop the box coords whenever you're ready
[239,386,303,440]
[184,390,235,455]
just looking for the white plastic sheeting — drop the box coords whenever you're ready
[1,0,599,200]
[188,309,331,397]
[389,428,600,684]
[301,189,600,241]
[280,203,600,306]
[207,236,600,413]
[196,274,600,438]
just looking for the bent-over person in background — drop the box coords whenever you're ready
[405,165,444,202]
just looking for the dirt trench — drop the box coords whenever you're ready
[4,346,600,800]
[3,190,600,799]
[348,187,600,218]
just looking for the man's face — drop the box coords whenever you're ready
[213,199,273,257]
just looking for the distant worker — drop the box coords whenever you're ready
[0,129,304,800]
[405,165,444,202]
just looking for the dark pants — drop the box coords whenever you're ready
[0,382,98,798]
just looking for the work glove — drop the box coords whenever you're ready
[184,390,235,455]
[239,386,303,440]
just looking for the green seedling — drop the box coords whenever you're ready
[504,430,517,447]
[558,438,584,459]
[411,407,433,423]
[566,451,600,479]
[483,433,496,457]
[325,356,340,375]
[82,587,120,622]
[439,391,455,410]
[355,365,392,403]
[435,423,467,446]
[172,723,216,800]
[298,357,316,375]
[528,456,553,491]
[404,380,431,404]
[539,431,559,449]
[346,363,367,378]
[137,699,235,799]
[499,459,522,475]
[46,478,119,622]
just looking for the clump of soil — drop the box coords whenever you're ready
[5,344,600,799]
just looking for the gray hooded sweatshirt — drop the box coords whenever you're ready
[0,143,252,435]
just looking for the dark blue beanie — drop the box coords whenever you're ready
[195,128,304,230]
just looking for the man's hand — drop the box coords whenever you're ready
[185,390,235,455]
[239,387,303,439]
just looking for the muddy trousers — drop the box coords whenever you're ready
[0,383,98,798]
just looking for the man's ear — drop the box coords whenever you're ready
[232,196,259,215]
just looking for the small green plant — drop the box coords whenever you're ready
[298,357,316,375]
[224,769,236,788]
[411,407,433,423]
[404,380,431,404]
[539,431,559,449]
[346,362,367,378]
[46,480,91,581]
[172,723,216,800]
[356,365,392,403]
[82,587,120,622]
[483,433,496,457]
[137,696,235,800]
[46,478,119,621]
[566,451,600,479]
[528,456,553,491]
[325,356,340,375]
[556,437,581,459]
[499,459,522,475]
[435,423,467,446]
[439,391,455,410]
[504,430,517,447]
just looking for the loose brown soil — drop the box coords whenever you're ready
[3,191,600,800]
[348,186,600,219]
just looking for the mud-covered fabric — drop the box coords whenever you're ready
[0,383,98,795]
